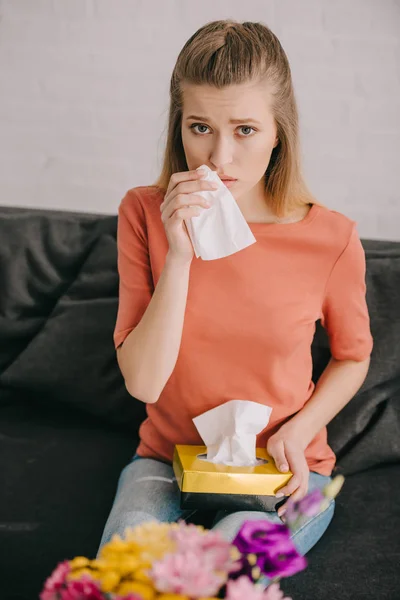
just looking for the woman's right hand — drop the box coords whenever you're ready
[160,169,218,264]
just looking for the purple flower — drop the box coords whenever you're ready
[298,489,325,517]
[256,547,307,579]
[233,520,291,555]
[285,488,329,530]
[232,521,307,580]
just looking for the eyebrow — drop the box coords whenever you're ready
[186,114,262,125]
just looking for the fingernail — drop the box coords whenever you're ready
[275,492,284,498]
[211,182,218,188]
[197,169,206,175]
[280,464,288,472]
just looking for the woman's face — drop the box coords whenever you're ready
[181,81,279,202]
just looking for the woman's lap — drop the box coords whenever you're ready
[96,454,335,559]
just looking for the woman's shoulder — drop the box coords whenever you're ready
[314,203,358,246]
[120,185,166,215]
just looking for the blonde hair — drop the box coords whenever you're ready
[153,19,324,218]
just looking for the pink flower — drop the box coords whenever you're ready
[40,560,70,600]
[150,549,226,597]
[226,576,292,600]
[59,576,104,600]
[171,521,236,572]
[113,596,143,600]
[263,582,292,600]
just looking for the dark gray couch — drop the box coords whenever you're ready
[0,205,399,600]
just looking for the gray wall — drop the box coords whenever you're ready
[0,0,399,240]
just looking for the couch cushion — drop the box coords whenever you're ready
[282,464,400,600]
[0,207,146,433]
[0,396,398,600]
[0,395,138,600]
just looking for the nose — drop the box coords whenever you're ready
[209,134,233,170]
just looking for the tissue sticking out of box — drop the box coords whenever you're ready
[192,399,272,467]
[184,164,257,261]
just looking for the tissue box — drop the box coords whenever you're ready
[173,445,293,512]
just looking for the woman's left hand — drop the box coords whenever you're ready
[266,424,310,519]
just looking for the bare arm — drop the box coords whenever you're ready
[116,252,191,404]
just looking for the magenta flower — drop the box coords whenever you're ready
[256,547,307,579]
[233,520,291,555]
[150,549,226,597]
[226,576,292,600]
[59,576,104,600]
[233,521,307,579]
[40,560,70,600]
[298,488,325,516]
[285,488,328,529]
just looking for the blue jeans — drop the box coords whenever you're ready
[97,454,335,561]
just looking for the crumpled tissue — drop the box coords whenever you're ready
[184,164,257,260]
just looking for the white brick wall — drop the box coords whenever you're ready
[0,0,399,240]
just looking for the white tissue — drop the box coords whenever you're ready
[184,164,257,261]
[192,399,272,467]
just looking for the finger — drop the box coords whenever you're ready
[161,194,210,222]
[277,446,308,497]
[289,482,309,503]
[165,169,205,199]
[164,205,202,226]
[268,439,289,473]
[276,473,302,498]
[163,178,217,210]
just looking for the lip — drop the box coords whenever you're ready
[221,179,237,188]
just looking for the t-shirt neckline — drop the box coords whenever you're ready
[247,203,321,230]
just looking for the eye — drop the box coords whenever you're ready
[190,123,210,135]
[189,123,256,137]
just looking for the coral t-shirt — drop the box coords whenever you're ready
[114,186,373,476]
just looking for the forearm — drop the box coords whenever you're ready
[286,356,371,448]
[118,252,191,404]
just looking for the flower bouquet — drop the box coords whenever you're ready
[40,476,344,600]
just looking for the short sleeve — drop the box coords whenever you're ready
[113,190,154,349]
[320,223,373,361]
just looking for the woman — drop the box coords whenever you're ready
[97,20,373,558]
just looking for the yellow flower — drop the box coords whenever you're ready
[324,475,345,499]
[230,547,241,561]
[100,534,133,555]
[123,522,178,563]
[98,522,177,569]
[67,568,94,581]
[116,580,155,599]
[98,570,121,593]
[89,558,111,571]
[69,556,91,570]
[134,566,152,583]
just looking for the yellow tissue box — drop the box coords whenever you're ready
[173,445,293,512]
